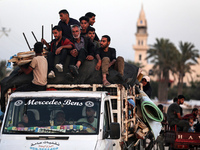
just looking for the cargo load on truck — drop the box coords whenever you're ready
[0,55,139,112]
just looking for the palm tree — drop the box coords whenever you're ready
[126,60,144,68]
[176,42,199,95]
[147,38,178,102]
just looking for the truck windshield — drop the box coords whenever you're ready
[3,97,100,135]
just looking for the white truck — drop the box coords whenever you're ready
[0,84,150,150]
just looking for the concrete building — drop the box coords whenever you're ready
[133,6,200,86]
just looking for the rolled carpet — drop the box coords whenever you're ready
[138,90,163,139]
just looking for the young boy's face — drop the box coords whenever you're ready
[87,31,95,41]
[189,118,194,123]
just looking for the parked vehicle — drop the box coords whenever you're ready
[165,125,200,149]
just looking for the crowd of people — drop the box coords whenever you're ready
[15,9,125,91]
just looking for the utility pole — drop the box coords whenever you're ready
[0,27,11,38]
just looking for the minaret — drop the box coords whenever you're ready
[133,5,149,66]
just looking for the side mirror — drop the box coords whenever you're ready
[109,122,120,139]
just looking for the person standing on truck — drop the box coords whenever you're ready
[58,9,80,41]
[16,42,47,91]
[41,25,75,78]
[167,95,190,131]
[141,75,152,98]
[95,35,124,86]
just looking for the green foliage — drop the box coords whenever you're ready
[150,81,158,98]
[168,80,200,100]
[126,59,144,68]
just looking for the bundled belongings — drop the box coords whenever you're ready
[8,50,48,66]
[8,51,35,66]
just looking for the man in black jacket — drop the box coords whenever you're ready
[68,24,95,77]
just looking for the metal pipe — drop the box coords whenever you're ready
[42,25,44,39]
[31,31,38,42]
[22,32,32,51]
[51,24,53,41]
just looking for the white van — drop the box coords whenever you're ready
[0,90,121,150]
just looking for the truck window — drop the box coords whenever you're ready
[103,101,112,132]
[3,97,100,135]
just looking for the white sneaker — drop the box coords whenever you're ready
[55,64,63,72]
[48,70,55,78]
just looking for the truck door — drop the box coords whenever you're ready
[102,100,118,150]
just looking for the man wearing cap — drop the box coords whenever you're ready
[77,107,97,130]
[58,9,80,41]
[141,75,152,97]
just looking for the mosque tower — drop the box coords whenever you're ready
[133,5,149,68]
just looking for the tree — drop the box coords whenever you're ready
[176,42,199,95]
[147,38,178,102]
[126,60,144,68]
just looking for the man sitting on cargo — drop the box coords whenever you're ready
[86,26,100,52]
[77,106,97,130]
[167,95,190,131]
[67,24,95,78]
[95,35,124,86]
[15,42,47,91]
[41,25,74,78]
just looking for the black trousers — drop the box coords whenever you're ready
[15,82,46,92]
[70,48,87,66]
[47,49,69,72]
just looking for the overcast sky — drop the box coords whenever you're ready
[0,0,200,62]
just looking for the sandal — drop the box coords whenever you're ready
[103,80,111,87]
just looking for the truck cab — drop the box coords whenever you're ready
[0,90,120,150]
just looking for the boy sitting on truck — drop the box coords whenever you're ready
[188,116,195,132]
[95,35,124,86]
